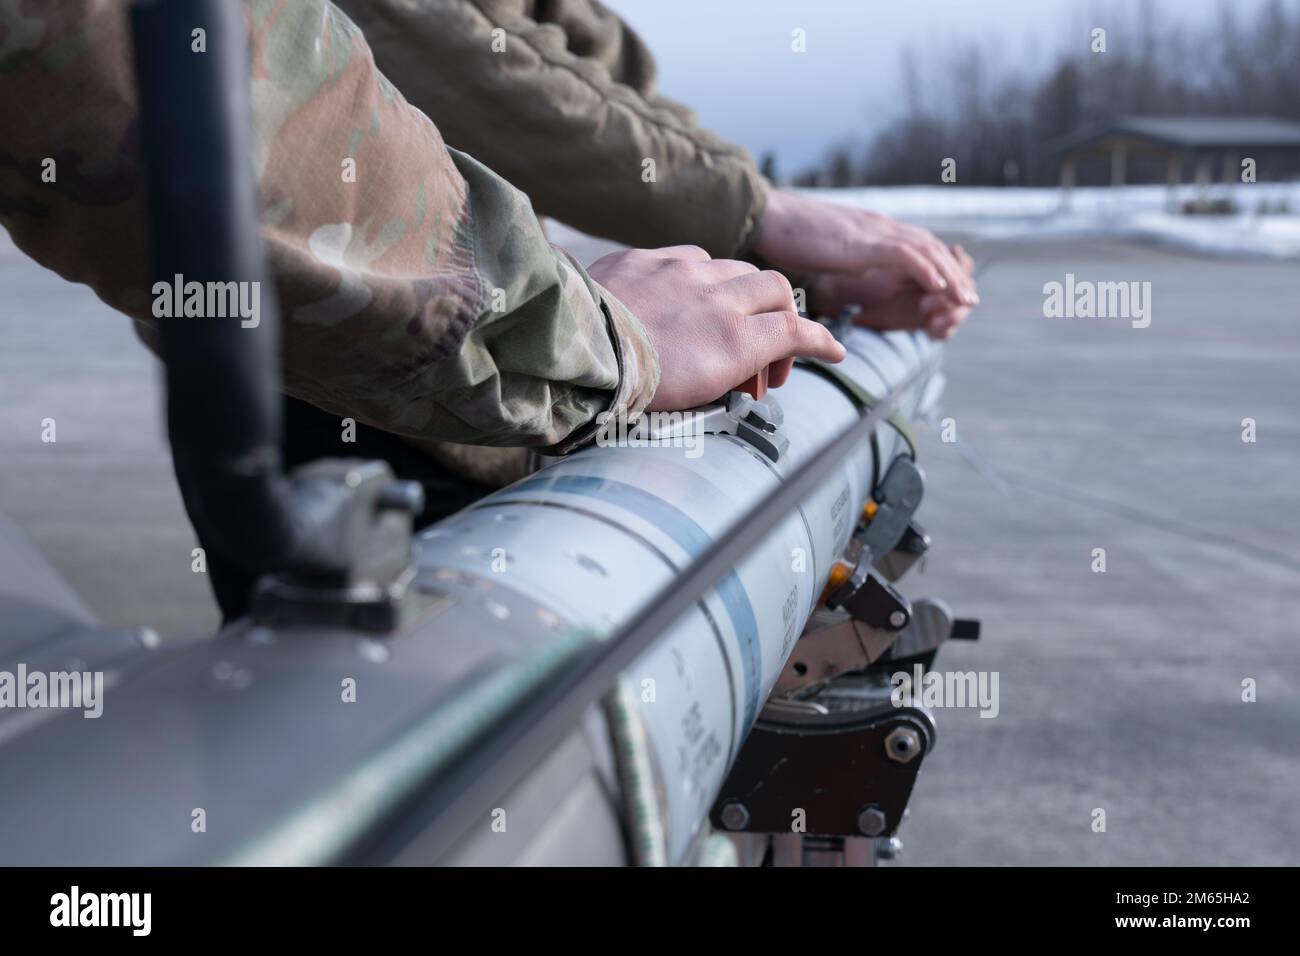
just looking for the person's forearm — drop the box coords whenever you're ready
[0,0,656,453]
[337,0,768,258]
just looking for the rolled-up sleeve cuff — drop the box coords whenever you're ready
[546,281,661,455]
[601,282,660,416]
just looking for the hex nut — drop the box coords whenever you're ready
[857,806,888,837]
[719,801,750,831]
[884,726,922,764]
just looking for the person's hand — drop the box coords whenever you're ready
[753,188,978,338]
[813,244,977,341]
[588,245,846,411]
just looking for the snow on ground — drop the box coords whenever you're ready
[550,182,1300,261]
[802,182,1300,260]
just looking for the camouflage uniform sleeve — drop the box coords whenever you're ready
[334,0,769,258]
[0,0,658,454]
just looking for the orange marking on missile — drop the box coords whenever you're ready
[820,559,854,605]
[736,366,768,401]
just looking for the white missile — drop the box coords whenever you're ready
[414,325,943,862]
[0,325,942,867]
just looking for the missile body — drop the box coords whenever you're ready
[415,327,942,862]
[0,327,941,866]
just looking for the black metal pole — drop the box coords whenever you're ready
[130,0,310,577]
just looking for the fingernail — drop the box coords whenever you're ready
[935,275,948,290]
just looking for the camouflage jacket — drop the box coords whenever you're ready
[0,0,658,455]
[334,0,768,258]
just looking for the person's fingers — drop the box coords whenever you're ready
[812,269,913,314]
[715,269,797,315]
[868,223,975,306]
[696,258,760,284]
[744,311,846,368]
[851,285,972,337]
[938,244,978,303]
[855,293,929,331]
[793,220,946,295]
[952,243,975,274]
[639,244,712,262]
[926,312,955,337]
[924,305,971,339]
[919,293,952,316]
[767,356,796,389]
[909,231,977,305]
[921,248,975,338]
[863,238,951,297]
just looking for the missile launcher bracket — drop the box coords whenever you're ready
[249,459,433,633]
[710,693,937,866]
[708,446,981,866]
[629,389,791,462]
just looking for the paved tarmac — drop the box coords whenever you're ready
[1,229,1296,864]
[896,234,1300,866]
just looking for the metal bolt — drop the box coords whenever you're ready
[884,726,922,764]
[888,609,908,629]
[719,801,750,831]
[857,805,888,837]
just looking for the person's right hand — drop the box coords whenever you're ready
[587,246,846,412]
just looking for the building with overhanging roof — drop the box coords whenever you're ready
[1045,115,1300,209]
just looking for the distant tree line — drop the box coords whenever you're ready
[789,0,1300,187]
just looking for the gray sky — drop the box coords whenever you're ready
[609,0,1280,174]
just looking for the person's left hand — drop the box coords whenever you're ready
[811,246,976,341]
[752,188,978,339]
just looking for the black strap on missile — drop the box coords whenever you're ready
[796,355,919,495]
[367,354,940,865]
[796,356,919,460]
